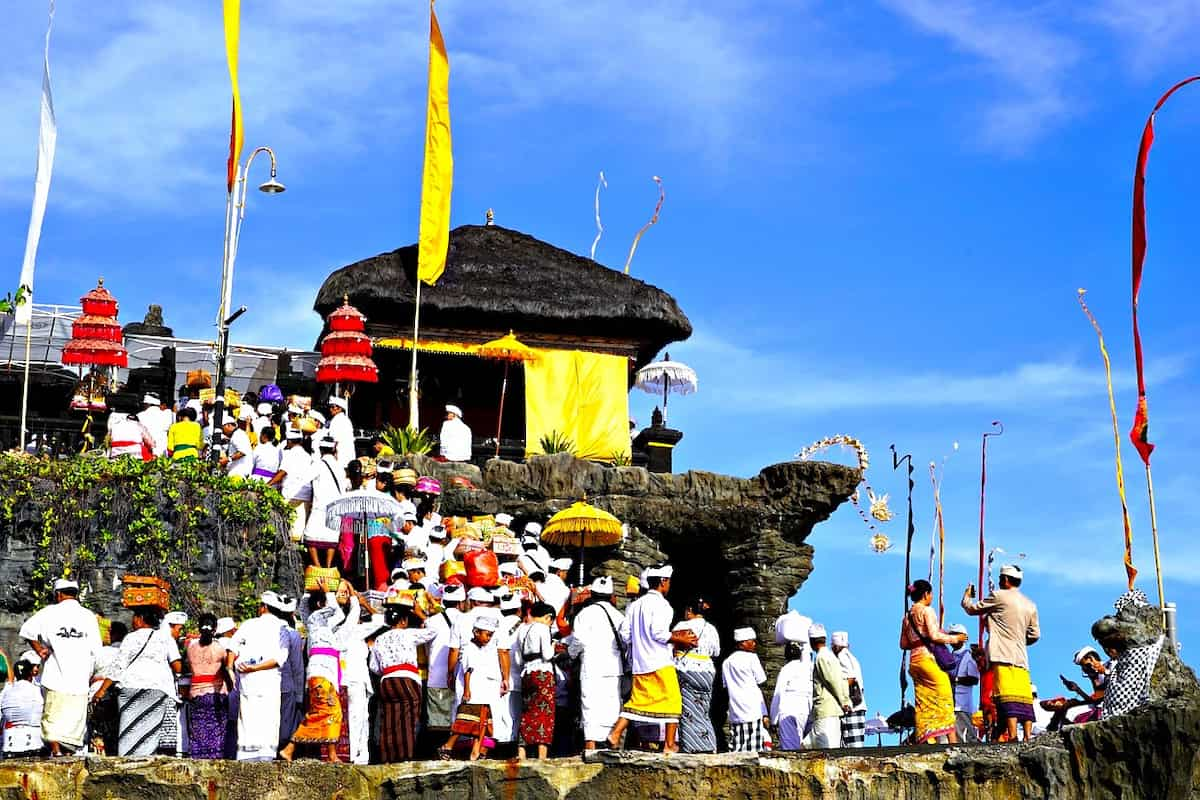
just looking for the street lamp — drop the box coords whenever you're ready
[211,146,284,455]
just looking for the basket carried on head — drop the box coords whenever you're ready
[122,575,170,611]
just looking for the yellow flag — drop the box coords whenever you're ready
[223,0,243,193]
[417,0,453,286]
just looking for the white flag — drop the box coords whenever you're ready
[15,3,57,326]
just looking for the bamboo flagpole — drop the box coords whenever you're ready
[891,444,915,706]
[17,0,58,452]
[1127,77,1198,616]
[1077,289,1138,590]
[411,0,454,430]
[976,421,1003,646]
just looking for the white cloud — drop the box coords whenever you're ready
[676,329,1190,412]
[0,1,819,211]
[1087,1,1200,74]
[878,0,1082,152]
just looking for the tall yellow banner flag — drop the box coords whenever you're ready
[417,0,453,286]
[223,0,243,193]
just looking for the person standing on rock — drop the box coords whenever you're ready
[809,623,851,748]
[771,640,813,750]
[901,580,966,744]
[19,578,102,756]
[671,596,721,753]
[962,564,1040,742]
[607,564,698,754]
[566,577,628,751]
[722,628,770,752]
[224,592,290,761]
[832,631,867,748]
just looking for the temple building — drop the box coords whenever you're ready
[313,223,692,462]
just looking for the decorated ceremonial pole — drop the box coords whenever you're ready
[17,0,58,453]
[623,176,664,275]
[1077,289,1138,592]
[891,444,915,705]
[1128,77,1199,616]
[410,0,453,430]
[976,421,1003,645]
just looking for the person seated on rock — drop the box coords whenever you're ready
[438,405,472,462]
[0,651,44,758]
[1093,589,1166,720]
[1043,646,1109,730]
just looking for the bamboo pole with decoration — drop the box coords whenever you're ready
[891,444,915,706]
[1127,77,1198,619]
[1077,289,1139,594]
[976,421,1003,646]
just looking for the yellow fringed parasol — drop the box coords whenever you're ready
[542,500,625,583]
[477,331,539,458]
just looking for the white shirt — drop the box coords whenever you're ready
[328,411,356,470]
[225,428,254,479]
[425,608,462,689]
[0,681,43,753]
[953,648,980,714]
[618,590,674,675]
[305,595,356,687]
[278,444,314,501]
[227,614,289,697]
[567,601,626,680]
[461,640,503,704]
[109,416,148,457]
[770,655,814,725]
[722,649,768,724]
[520,622,556,676]
[370,627,438,683]
[538,574,570,616]
[104,628,181,696]
[837,648,867,712]
[137,407,170,456]
[251,415,272,438]
[424,541,447,575]
[251,442,280,480]
[18,599,101,694]
[438,417,472,462]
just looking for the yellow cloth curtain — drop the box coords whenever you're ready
[525,350,629,461]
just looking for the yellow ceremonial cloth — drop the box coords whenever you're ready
[621,665,682,722]
[909,655,955,743]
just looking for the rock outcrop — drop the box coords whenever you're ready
[0,697,1196,799]
[411,453,861,682]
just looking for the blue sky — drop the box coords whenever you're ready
[2,1,1199,722]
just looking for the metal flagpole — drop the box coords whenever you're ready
[408,279,422,430]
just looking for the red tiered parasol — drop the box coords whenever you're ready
[316,295,378,385]
[62,278,127,368]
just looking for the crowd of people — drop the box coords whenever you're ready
[3,390,1162,763]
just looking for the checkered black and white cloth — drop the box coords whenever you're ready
[728,719,769,752]
[840,710,866,747]
[1102,636,1163,719]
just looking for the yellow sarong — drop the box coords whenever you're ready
[993,663,1036,722]
[42,689,88,748]
[909,655,955,743]
[620,665,681,723]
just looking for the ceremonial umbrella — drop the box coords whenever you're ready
[324,490,406,583]
[541,500,625,583]
[633,352,697,424]
[476,331,539,458]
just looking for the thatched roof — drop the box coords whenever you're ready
[313,225,691,364]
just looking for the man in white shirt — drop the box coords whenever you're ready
[326,396,357,470]
[539,557,572,616]
[438,404,472,462]
[422,586,464,753]
[219,419,254,480]
[566,577,626,749]
[832,630,867,748]
[268,430,314,543]
[18,578,101,755]
[137,394,170,456]
[607,565,697,754]
[224,592,290,761]
[722,627,769,752]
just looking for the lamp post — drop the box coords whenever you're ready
[211,146,285,456]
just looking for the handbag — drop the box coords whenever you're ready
[848,679,864,708]
[907,608,957,673]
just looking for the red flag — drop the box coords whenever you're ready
[1129,76,1200,465]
